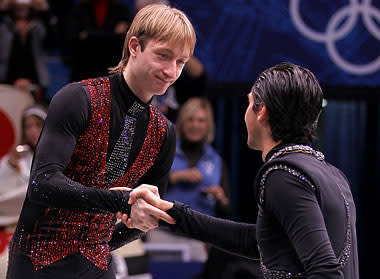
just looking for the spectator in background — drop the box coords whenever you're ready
[66,0,132,81]
[146,97,230,262]
[45,0,75,64]
[0,104,47,278]
[0,0,56,104]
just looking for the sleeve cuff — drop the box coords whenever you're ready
[119,190,132,216]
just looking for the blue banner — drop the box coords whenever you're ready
[171,0,380,87]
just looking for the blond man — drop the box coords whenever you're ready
[7,4,195,279]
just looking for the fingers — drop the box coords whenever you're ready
[116,212,128,223]
[129,188,157,205]
[142,202,176,224]
[186,168,203,183]
[130,199,160,232]
[129,198,176,232]
[134,184,160,197]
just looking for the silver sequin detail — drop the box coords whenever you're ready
[258,145,351,278]
[128,101,145,117]
[259,164,315,205]
[260,263,305,279]
[336,184,352,267]
[267,144,324,163]
[105,101,145,185]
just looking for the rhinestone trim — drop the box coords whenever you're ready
[258,145,351,278]
[267,144,324,162]
[105,115,136,185]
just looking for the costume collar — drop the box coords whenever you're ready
[116,73,151,118]
[264,143,324,163]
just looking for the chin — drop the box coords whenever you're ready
[247,140,258,151]
[156,88,170,96]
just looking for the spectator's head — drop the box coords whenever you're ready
[249,62,323,145]
[176,97,215,144]
[10,0,34,20]
[21,104,47,149]
[110,3,196,73]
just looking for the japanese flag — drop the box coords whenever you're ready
[0,85,33,159]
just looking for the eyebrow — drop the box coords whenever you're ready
[156,47,190,59]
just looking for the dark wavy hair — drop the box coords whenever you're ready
[251,62,323,144]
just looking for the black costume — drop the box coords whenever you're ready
[166,144,358,279]
[6,74,176,279]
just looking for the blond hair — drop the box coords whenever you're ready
[110,4,196,73]
[176,97,215,144]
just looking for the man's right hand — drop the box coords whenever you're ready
[111,184,175,232]
[129,184,175,231]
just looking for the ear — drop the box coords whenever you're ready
[257,105,268,123]
[128,36,140,58]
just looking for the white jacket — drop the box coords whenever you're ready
[0,152,33,226]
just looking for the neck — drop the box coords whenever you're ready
[122,66,152,104]
[261,139,281,162]
[181,138,204,152]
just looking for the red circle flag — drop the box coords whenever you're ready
[0,110,15,159]
[0,85,33,159]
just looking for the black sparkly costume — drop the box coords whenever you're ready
[6,74,176,279]
[166,144,359,279]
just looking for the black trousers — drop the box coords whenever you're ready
[6,253,116,279]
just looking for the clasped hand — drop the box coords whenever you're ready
[110,184,174,232]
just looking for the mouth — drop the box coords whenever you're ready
[156,75,172,85]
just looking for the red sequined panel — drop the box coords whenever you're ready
[111,105,167,188]
[29,77,114,270]
[27,78,168,271]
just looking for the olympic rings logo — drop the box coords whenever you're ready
[290,0,380,75]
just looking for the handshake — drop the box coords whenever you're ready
[111,184,175,233]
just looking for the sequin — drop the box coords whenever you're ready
[257,144,352,278]
[12,77,168,271]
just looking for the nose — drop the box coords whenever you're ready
[162,60,178,80]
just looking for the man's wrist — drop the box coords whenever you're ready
[120,190,132,216]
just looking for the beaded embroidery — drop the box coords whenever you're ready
[258,145,352,279]
[14,77,167,271]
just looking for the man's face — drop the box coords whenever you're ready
[132,38,190,96]
[244,92,261,150]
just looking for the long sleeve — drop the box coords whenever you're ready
[27,82,131,215]
[264,171,342,279]
[166,201,259,260]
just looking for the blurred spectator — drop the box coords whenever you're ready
[146,97,230,261]
[0,103,47,278]
[0,0,57,104]
[66,0,132,81]
[46,0,75,63]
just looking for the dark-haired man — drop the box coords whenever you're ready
[129,62,359,279]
